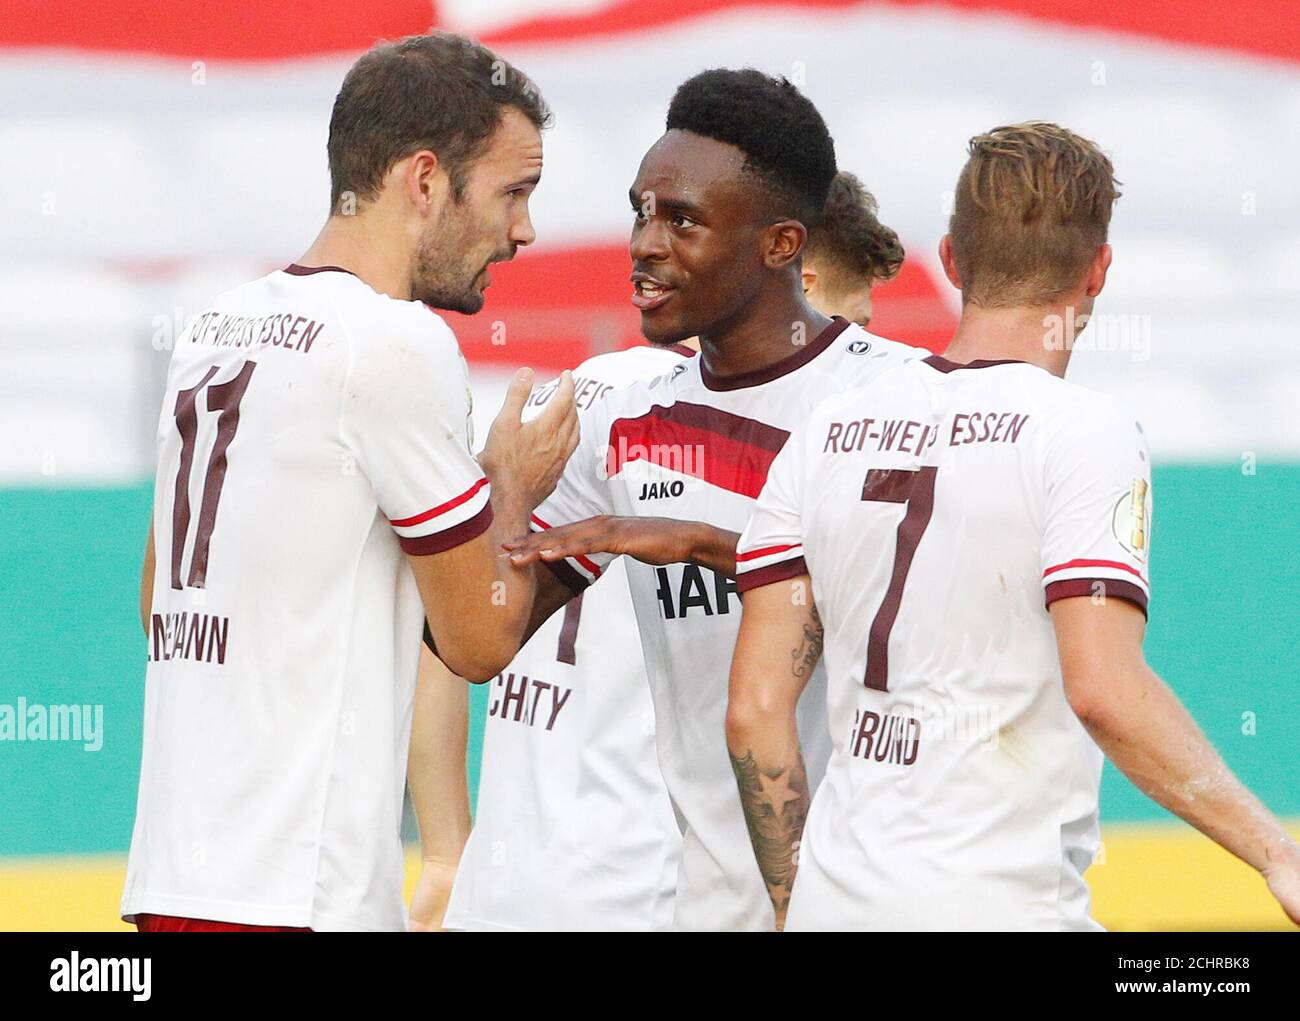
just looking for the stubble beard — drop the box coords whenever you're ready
[412,204,489,315]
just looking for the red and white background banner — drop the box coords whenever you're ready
[2,0,1298,479]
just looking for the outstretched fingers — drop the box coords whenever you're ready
[503,519,609,566]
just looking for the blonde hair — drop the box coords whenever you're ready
[949,121,1120,307]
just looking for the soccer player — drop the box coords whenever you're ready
[122,33,577,932]
[439,343,693,932]
[801,170,904,329]
[501,70,926,931]
[727,122,1300,931]
[428,169,904,932]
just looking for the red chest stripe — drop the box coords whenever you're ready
[606,401,789,499]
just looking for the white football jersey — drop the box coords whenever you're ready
[122,264,492,931]
[445,345,691,932]
[736,355,1153,931]
[531,319,926,930]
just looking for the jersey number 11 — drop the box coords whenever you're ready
[169,360,257,590]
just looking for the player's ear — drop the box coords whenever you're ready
[1084,243,1112,298]
[764,220,807,270]
[402,150,448,215]
[938,235,962,290]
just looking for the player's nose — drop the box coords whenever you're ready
[630,217,669,263]
[509,207,536,248]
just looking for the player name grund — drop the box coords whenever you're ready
[850,708,922,766]
[187,310,324,354]
[149,611,230,664]
[823,412,1031,455]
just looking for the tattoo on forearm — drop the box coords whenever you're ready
[729,747,810,926]
[791,603,823,679]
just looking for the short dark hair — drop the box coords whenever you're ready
[327,32,551,212]
[805,171,905,285]
[665,68,836,227]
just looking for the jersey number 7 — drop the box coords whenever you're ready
[169,360,257,590]
[860,466,937,690]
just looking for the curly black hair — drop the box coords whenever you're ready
[805,171,905,284]
[665,68,836,227]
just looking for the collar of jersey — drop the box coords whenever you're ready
[283,263,358,277]
[923,355,1029,372]
[698,316,850,392]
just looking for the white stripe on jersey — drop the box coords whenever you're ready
[388,476,493,554]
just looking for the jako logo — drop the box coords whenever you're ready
[50,952,151,1001]
[638,480,685,500]
[847,339,872,354]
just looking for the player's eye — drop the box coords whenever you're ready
[669,213,696,229]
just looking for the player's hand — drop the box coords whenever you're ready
[1263,843,1300,926]
[408,857,460,932]
[503,515,702,568]
[480,368,579,511]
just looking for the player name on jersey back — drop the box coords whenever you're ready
[146,610,229,664]
[185,309,325,353]
[485,669,572,731]
[820,408,1031,455]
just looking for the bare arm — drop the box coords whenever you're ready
[505,516,740,578]
[418,535,578,668]
[140,521,155,635]
[519,563,583,648]
[408,370,578,682]
[725,574,822,930]
[406,644,471,931]
[406,486,536,682]
[1052,596,1300,923]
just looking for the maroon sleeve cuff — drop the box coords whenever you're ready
[1044,577,1148,618]
[398,503,494,556]
[736,556,809,594]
